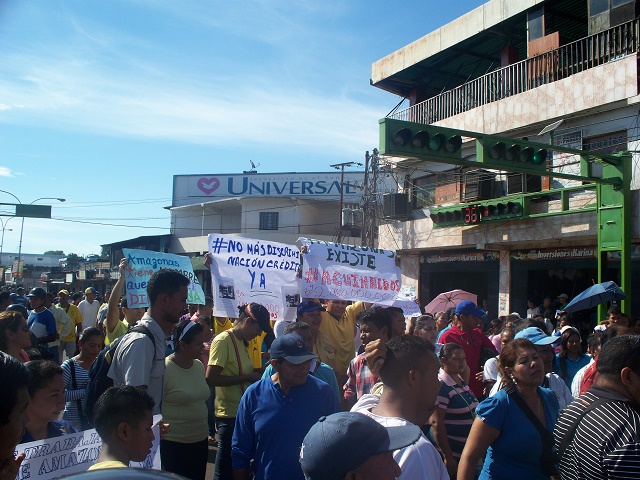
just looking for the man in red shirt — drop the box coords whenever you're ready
[439,300,496,398]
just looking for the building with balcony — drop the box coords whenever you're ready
[373,0,640,317]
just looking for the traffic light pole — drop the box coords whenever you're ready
[379,118,633,319]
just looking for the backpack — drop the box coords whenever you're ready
[82,324,155,427]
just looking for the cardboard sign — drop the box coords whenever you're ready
[123,249,205,308]
[299,238,401,305]
[14,415,162,479]
[208,235,301,321]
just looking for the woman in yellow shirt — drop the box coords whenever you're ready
[162,319,210,480]
[206,303,272,480]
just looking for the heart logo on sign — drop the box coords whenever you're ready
[197,177,220,195]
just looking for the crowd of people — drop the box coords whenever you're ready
[1,272,640,480]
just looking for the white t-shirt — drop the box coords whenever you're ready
[483,356,499,382]
[78,299,100,329]
[351,402,448,480]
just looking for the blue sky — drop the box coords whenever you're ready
[0,0,484,257]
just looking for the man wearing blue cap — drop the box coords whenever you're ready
[232,333,340,480]
[297,300,338,373]
[439,300,497,398]
[300,411,421,480]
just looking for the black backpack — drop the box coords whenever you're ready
[82,324,155,427]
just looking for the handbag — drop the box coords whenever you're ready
[506,385,559,477]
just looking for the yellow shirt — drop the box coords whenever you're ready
[208,330,254,418]
[213,317,234,336]
[58,303,83,342]
[318,302,364,377]
[163,357,209,442]
[314,332,338,373]
[247,331,267,369]
[88,460,128,470]
[104,319,131,346]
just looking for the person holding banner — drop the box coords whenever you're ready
[296,300,338,373]
[319,300,369,395]
[105,258,146,346]
[206,303,272,480]
[0,352,29,480]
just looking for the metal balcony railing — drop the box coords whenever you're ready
[389,17,640,124]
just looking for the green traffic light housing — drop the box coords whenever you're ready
[430,196,527,228]
[380,119,464,162]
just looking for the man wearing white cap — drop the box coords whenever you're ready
[232,333,340,480]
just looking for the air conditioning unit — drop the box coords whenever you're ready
[463,170,495,202]
[383,193,411,219]
[506,173,542,194]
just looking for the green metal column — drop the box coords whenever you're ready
[596,152,632,320]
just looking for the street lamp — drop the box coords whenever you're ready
[0,217,13,268]
[0,191,65,282]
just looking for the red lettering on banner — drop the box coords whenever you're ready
[383,279,389,290]
[351,274,360,288]
[361,276,368,289]
[370,277,377,290]
[321,271,331,285]
[332,272,342,286]
[342,274,352,286]
[304,267,318,283]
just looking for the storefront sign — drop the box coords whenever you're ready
[424,252,499,264]
[183,172,363,199]
[511,247,596,260]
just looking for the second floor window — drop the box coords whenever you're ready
[259,212,279,230]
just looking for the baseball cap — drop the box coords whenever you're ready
[297,300,325,317]
[560,325,581,341]
[58,289,70,296]
[300,412,421,480]
[455,300,484,318]
[6,304,28,318]
[85,287,98,295]
[557,293,569,299]
[269,333,317,364]
[9,293,18,299]
[515,327,559,345]
[26,287,47,299]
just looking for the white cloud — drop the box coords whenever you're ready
[0,167,13,177]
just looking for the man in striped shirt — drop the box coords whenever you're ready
[554,334,640,480]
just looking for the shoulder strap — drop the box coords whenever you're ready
[507,387,553,445]
[70,359,85,419]
[556,397,611,460]
[129,324,157,362]
[227,331,245,393]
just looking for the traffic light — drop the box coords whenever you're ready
[380,118,464,162]
[476,137,548,175]
[430,197,527,227]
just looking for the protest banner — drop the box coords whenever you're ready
[122,249,206,308]
[208,234,301,321]
[299,238,401,305]
[375,292,421,317]
[14,415,161,479]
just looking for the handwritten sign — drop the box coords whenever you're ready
[299,238,401,305]
[14,416,161,479]
[208,235,301,321]
[375,292,421,317]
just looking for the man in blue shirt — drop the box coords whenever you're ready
[232,333,340,480]
[26,287,58,360]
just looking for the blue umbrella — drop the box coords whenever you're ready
[563,281,627,313]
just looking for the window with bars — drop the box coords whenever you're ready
[259,212,279,230]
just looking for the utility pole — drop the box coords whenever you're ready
[361,148,379,248]
[330,161,361,243]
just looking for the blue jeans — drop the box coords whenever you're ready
[214,417,235,480]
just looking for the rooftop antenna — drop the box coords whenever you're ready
[244,160,259,174]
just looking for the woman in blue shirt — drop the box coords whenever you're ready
[457,339,559,480]
[554,326,590,388]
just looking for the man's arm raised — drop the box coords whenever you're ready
[106,258,127,335]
